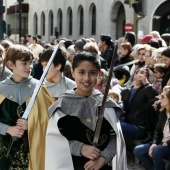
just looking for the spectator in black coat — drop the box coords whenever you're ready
[99,34,114,68]
[120,67,158,140]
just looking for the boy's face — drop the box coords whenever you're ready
[7,59,32,82]
[154,68,164,79]
[162,55,170,67]
[41,61,61,80]
[119,47,128,56]
[71,61,99,96]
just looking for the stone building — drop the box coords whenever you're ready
[4,0,170,42]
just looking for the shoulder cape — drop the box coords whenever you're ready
[0,85,53,170]
[46,89,127,170]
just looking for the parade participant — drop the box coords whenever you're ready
[0,45,53,170]
[134,86,170,170]
[45,51,127,170]
[40,46,76,101]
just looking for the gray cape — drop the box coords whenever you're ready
[46,89,128,170]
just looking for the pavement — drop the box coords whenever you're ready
[127,150,145,170]
[127,161,145,170]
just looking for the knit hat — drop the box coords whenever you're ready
[74,38,87,51]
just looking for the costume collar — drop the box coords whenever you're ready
[48,88,120,117]
[0,75,38,105]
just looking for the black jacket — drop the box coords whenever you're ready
[119,53,133,69]
[100,46,114,68]
[162,66,170,88]
[152,110,170,147]
[121,83,158,128]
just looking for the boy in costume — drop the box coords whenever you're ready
[0,45,53,170]
[40,47,76,101]
[45,51,127,170]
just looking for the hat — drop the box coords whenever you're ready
[139,35,153,42]
[74,38,87,51]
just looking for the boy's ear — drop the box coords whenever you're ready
[6,60,14,70]
[55,64,62,70]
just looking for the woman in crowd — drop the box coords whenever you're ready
[134,86,170,170]
[99,34,114,68]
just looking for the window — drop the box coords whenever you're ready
[91,4,96,35]
[41,12,45,36]
[49,11,54,36]
[34,13,38,35]
[68,7,73,35]
[79,7,84,35]
[57,9,62,35]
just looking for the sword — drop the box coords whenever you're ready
[22,45,59,119]
[92,44,118,147]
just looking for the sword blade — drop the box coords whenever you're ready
[92,44,118,147]
[22,45,59,119]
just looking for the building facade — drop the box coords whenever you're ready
[4,0,170,42]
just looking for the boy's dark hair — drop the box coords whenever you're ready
[6,45,33,65]
[154,63,168,74]
[100,34,111,46]
[64,39,73,49]
[125,32,136,47]
[72,51,101,71]
[147,39,160,49]
[37,35,42,39]
[161,48,170,58]
[39,47,67,72]
[32,36,37,43]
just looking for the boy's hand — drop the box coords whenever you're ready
[16,118,28,130]
[81,144,100,160]
[6,126,24,138]
[84,156,106,170]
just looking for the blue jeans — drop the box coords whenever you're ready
[134,143,170,170]
[120,122,147,140]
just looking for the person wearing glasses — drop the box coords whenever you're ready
[134,86,170,170]
[125,45,146,88]
[120,67,158,140]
